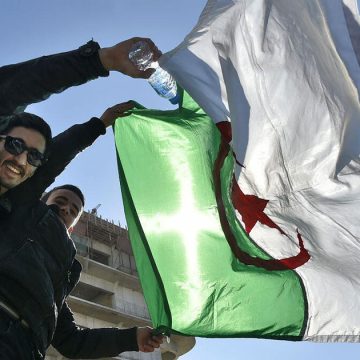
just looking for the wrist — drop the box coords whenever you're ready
[89,117,106,135]
[98,47,114,71]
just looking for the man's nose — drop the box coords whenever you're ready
[15,151,28,166]
[62,206,70,215]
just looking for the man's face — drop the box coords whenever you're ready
[0,126,46,194]
[45,189,84,230]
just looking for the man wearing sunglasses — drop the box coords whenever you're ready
[0,115,50,195]
[0,135,46,167]
[0,102,165,359]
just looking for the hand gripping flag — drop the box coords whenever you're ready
[114,91,310,340]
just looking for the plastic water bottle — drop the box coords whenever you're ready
[128,41,180,104]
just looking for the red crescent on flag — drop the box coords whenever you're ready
[215,122,310,271]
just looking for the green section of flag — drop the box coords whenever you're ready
[114,91,307,339]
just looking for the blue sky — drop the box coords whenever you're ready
[1,1,360,359]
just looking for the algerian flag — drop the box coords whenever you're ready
[115,0,360,342]
[115,90,309,339]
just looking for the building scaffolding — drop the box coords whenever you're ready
[74,212,137,275]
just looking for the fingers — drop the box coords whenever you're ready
[132,37,162,58]
[142,68,155,79]
[130,37,161,54]
[137,326,164,353]
[149,334,163,347]
[112,101,135,116]
[126,38,162,79]
[139,335,163,352]
[100,101,135,127]
[131,37,162,65]
[105,103,133,117]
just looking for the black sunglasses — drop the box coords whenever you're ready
[0,135,46,167]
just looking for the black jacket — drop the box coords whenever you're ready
[0,40,108,117]
[0,41,138,358]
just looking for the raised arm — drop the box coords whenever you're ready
[0,41,108,116]
[0,37,160,116]
[52,303,162,359]
[6,102,135,207]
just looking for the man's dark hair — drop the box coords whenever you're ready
[41,184,85,207]
[1,112,52,153]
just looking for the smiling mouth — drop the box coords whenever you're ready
[5,162,24,177]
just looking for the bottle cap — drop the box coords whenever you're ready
[169,93,180,105]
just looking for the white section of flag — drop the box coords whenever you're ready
[163,0,360,341]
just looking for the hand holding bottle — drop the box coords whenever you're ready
[99,37,161,78]
[128,41,180,104]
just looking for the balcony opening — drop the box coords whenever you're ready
[71,282,113,307]
[89,248,110,266]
